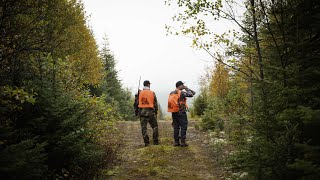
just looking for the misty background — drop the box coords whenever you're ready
[83,0,231,112]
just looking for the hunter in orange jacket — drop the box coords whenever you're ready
[137,80,159,146]
[168,81,195,147]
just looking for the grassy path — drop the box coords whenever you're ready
[109,120,222,179]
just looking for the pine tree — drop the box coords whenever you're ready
[167,0,320,179]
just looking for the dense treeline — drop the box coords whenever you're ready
[0,0,133,179]
[167,0,320,179]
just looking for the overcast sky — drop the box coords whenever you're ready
[82,0,232,110]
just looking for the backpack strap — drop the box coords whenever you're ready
[176,90,182,110]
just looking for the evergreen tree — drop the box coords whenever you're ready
[0,1,123,179]
[90,36,135,120]
[167,0,320,179]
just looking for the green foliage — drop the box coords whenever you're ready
[90,37,135,121]
[201,97,226,131]
[192,92,208,117]
[0,86,47,179]
[0,1,124,179]
[0,139,47,179]
[168,0,320,179]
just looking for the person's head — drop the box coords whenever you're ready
[143,80,151,87]
[176,81,184,90]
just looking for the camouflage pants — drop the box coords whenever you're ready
[140,115,159,145]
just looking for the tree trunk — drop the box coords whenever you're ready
[250,0,264,81]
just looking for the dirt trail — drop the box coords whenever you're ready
[110,120,222,180]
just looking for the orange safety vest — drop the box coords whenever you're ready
[167,89,187,112]
[138,90,155,108]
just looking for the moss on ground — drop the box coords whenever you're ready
[106,120,221,180]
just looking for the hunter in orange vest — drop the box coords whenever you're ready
[138,89,155,109]
[138,80,159,146]
[168,81,195,147]
[168,89,188,113]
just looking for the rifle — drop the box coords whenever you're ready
[138,76,141,94]
[134,76,141,116]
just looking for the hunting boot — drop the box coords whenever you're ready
[154,140,159,145]
[173,139,180,146]
[180,139,189,147]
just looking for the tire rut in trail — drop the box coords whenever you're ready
[111,120,222,180]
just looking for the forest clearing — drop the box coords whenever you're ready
[1,0,319,179]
